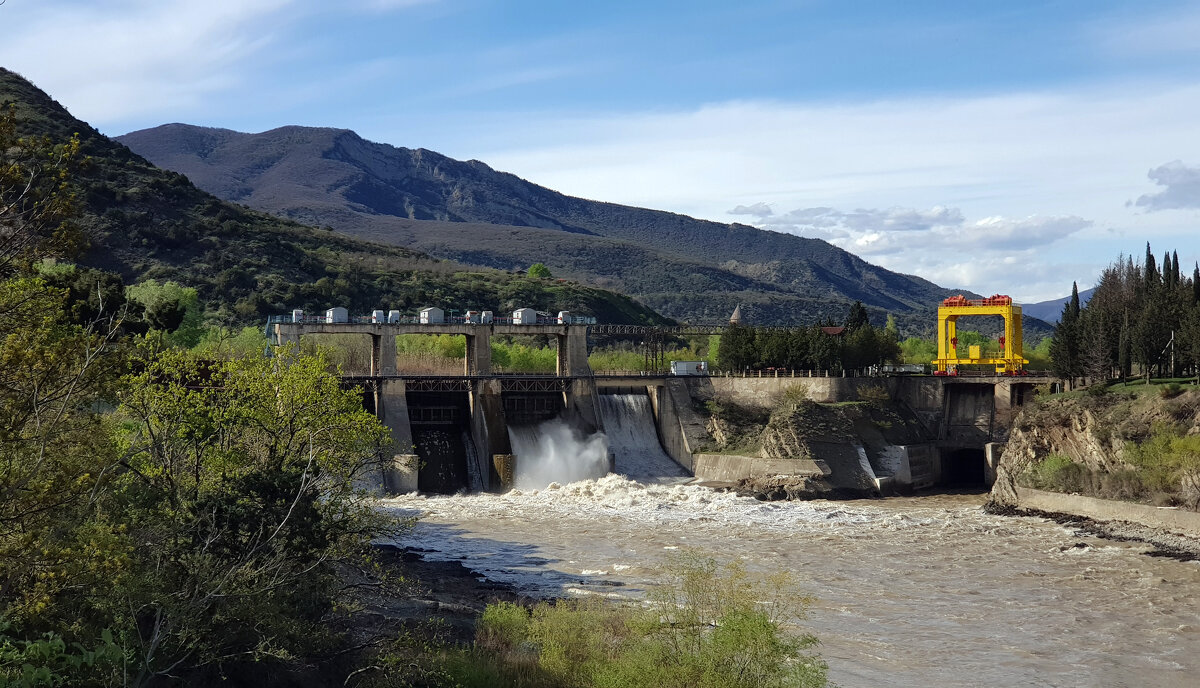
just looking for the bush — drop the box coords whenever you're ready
[1159,382,1184,399]
[369,554,829,688]
[781,383,811,410]
[1022,453,1088,493]
[856,384,889,405]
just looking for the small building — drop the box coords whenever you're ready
[670,360,708,376]
[465,310,481,324]
[513,307,537,325]
[387,310,401,324]
[419,307,444,324]
[325,307,348,324]
[371,309,386,323]
[480,310,494,324]
[292,309,304,323]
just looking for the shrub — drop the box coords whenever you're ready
[1159,382,1184,399]
[781,383,811,410]
[1023,453,1088,493]
[856,384,889,405]
[373,554,829,688]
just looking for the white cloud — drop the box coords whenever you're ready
[728,202,773,218]
[469,84,1200,301]
[0,0,297,123]
[724,200,1092,300]
[1134,161,1200,211]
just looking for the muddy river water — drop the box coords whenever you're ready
[381,480,1200,687]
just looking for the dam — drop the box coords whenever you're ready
[270,317,1051,496]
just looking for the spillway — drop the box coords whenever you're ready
[598,393,689,482]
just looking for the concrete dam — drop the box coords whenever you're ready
[270,320,1049,495]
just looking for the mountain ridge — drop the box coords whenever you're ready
[0,68,667,325]
[118,122,1042,334]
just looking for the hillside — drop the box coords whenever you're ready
[117,124,1052,336]
[0,69,667,325]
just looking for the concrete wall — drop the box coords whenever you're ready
[379,379,418,493]
[1012,487,1200,537]
[693,454,827,483]
[648,379,710,473]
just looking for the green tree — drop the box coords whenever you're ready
[884,313,899,341]
[1049,282,1082,382]
[527,263,552,279]
[807,326,840,371]
[125,280,204,347]
[1193,263,1200,305]
[718,323,758,372]
[844,301,870,332]
[0,106,81,277]
[757,329,790,368]
[899,336,937,365]
[108,345,395,684]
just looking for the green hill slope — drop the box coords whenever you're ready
[0,68,667,325]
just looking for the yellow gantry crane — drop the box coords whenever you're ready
[933,295,1028,375]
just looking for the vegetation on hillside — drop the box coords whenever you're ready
[0,69,668,328]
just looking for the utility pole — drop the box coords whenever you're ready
[1170,330,1176,378]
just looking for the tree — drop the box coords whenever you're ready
[527,263,552,279]
[0,105,82,277]
[108,345,394,684]
[844,301,870,332]
[757,329,790,368]
[1049,282,1082,382]
[1194,263,1200,305]
[884,313,899,342]
[1144,243,1158,292]
[717,323,758,371]
[807,326,840,371]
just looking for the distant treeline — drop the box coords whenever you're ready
[717,301,901,372]
[1051,244,1200,382]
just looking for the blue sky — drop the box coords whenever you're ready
[3,0,1200,301]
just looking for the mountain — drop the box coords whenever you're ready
[1022,288,1096,324]
[117,124,1052,337]
[0,69,667,325]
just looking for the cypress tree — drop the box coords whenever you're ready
[844,301,870,332]
[1171,250,1181,288]
[1193,263,1200,305]
[1163,251,1174,288]
[1050,281,1082,382]
[1144,243,1158,291]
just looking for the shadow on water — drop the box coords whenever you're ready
[382,507,633,598]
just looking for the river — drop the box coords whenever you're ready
[378,395,1200,687]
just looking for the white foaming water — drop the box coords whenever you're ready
[508,419,609,490]
[599,393,690,482]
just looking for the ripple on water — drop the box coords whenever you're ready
[378,474,1200,688]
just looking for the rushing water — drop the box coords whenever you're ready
[380,395,1200,687]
